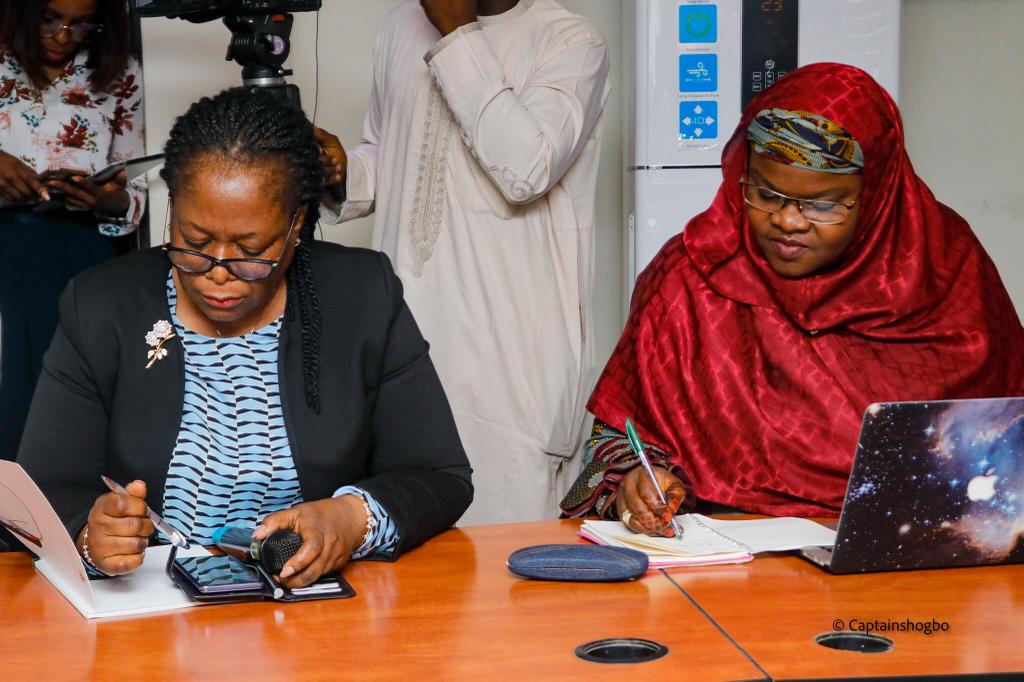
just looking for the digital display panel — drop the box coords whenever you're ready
[741,0,798,108]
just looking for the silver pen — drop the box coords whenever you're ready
[101,475,191,549]
[624,418,685,540]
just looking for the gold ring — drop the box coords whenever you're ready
[621,509,633,526]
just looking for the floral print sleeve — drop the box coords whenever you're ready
[101,57,146,236]
[559,419,695,519]
[0,49,147,236]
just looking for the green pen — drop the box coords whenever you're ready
[624,418,684,540]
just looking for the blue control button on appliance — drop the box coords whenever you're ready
[679,53,718,92]
[679,4,717,43]
[679,100,718,139]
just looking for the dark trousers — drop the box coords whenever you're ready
[0,208,117,463]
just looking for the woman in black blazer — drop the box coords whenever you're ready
[16,88,472,587]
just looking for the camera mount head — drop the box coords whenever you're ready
[224,13,293,86]
[134,1,321,108]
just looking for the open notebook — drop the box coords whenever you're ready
[0,460,209,619]
[579,514,837,568]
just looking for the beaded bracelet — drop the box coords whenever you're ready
[81,525,99,570]
[354,493,376,549]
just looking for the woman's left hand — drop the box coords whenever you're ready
[253,495,369,588]
[47,168,130,215]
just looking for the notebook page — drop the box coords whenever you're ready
[692,514,837,553]
[88,544,210,618]
[577,525,749,566]
[582,515,750,557]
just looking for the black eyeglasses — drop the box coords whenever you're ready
[162,212,300,281]
[740,180,857,225]
[39,16,102,41]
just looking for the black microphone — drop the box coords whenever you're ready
[213,526,303,574]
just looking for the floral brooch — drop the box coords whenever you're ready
[145,320,176,369]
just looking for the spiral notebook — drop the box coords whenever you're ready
[578,514,836,568]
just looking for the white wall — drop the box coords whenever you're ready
[901,0,1024,318]
[140,0,1024,373]
[139,1,404,246]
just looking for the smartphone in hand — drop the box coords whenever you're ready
[39,168,90,182]
[33,155,164,213]
[33,168,87,211]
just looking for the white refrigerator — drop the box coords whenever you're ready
[624,0,902,303]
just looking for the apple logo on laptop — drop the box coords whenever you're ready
[966,473,998,502]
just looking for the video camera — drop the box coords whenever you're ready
[133,0,322,109]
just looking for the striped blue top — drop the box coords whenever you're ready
[160,273,398,559]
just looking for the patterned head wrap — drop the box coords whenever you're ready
[747,108,864,174]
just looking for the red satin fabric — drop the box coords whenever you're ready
[590,63,1024,516]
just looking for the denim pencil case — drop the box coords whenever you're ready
[507,544,649,582]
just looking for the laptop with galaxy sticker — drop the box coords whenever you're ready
[800,396,1024,573]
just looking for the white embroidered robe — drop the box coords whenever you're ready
[323,0,609,524]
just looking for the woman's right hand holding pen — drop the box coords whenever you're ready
[75,480,154,575]
[615,466,686,537]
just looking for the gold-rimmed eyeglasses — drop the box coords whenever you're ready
[740,180,857,225]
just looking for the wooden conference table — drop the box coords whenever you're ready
[665,553,1024,679]
[1,519,1022,680]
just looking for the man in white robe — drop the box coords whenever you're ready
[320,0,609,525]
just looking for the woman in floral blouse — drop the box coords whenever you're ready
[0,0,146,462]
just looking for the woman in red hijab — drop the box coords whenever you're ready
[560,63,1024,535]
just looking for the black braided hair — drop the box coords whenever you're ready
[161,87,324,412]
